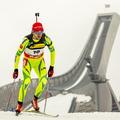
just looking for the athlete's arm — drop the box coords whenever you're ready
[14,38,29,69]
[44,35,55,67]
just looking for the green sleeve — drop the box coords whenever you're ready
[14,38,29,69]
[44,35,56,67]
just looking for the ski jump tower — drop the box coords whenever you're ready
[48,12,120,112]
[0,13,119,112]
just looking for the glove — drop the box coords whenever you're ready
[48,66,54,77]
[13,69,18,79]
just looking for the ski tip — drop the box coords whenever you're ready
[55,114,59,117]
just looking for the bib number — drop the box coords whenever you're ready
[33,50,40,55]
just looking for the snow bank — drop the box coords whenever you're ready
[29,93,91,115]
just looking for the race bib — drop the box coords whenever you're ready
[24,48,44,56]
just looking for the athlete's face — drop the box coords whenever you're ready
[32,31,43,40]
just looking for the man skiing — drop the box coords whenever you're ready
[13,13,55,115]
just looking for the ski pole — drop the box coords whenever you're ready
[6,79,15,111]
[12,79,17,111]
[43,80,49,113]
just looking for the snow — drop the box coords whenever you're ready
[0,93,119,120]
[0,111,120,120]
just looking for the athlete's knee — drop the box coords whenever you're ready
[40,77,47,89]
[41,68,47,75]
[22,78,31,88]
[40,74,47,83]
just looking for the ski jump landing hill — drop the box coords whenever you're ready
[0,13,120,112]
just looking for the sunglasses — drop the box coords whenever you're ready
[33,31,43,35]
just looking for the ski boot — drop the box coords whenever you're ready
[31,96,39,111]
[15,102,23,116]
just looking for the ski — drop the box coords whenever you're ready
[24,110,59,117]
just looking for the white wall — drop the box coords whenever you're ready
[0,0,120,99]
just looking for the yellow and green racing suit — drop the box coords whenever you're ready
[14,33,55,102]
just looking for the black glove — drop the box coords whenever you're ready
[48,66,54,77]
[13,69,18,79]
